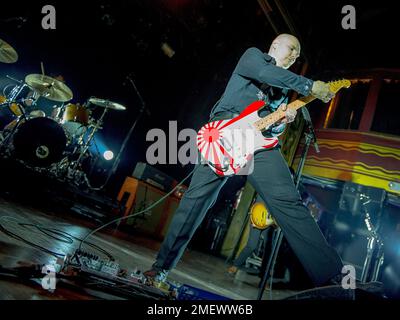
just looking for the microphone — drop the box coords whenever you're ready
[122,73,134,86]
[2,17,27,28]
[3,17,25,22]
[123,73,151,116]
[6,75,23,83]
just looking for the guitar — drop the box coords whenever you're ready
[250,202,277,230]
[197,79,351,176]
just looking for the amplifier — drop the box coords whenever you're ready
[117,177,181,240]
[132,162,175,192]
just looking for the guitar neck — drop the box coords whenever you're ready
[253,95,316,131]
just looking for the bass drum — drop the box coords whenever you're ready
[12,117,67,167]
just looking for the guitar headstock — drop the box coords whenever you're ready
[328,79,351,93]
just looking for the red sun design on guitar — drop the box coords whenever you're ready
[197,79,351,177]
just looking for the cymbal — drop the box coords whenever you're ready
[0,38,18,63]
[88,97,126,111]
[25,74,73,102]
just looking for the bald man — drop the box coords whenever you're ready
[144,34,343,288]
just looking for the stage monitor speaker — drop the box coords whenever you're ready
[116,176,180,240]
[327,220,369,280]
[328,182,386,281]
[132,162,175,192]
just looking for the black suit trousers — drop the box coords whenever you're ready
[153,148,343,286]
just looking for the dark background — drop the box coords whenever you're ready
[1,0,398,195]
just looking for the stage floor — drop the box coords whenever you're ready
[0,195,300,300]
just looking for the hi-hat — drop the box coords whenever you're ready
[25,74,73,102]
[88,97,126,111]
[0,38,18,63]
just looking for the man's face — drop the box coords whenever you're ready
[273,38,300,69]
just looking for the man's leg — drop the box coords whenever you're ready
[150,164,227,277]
[247,149,343,287]
[233,225,262,268]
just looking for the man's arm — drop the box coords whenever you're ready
[235,47,313,96]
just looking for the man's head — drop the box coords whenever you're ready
[268,34,300,69]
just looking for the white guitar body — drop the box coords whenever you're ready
[197,101,278,176]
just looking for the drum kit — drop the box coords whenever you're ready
[0,38,127,187]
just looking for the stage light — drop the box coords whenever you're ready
[103,150,114,161]
[161,42,175,58]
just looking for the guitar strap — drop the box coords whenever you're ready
[209,82,286,118]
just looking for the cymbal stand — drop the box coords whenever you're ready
[69,101,110,177]
[5,75,28,101]
[0,80,29,150]
[93,75,150,190]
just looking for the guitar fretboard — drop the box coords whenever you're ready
[253,79,351,131]
[253,95,316,131]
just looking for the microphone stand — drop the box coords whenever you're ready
[294,107,320,188]
[301,107,320,153]
[257,107,319,300]
[92,75,150,190]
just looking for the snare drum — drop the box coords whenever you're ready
[29,110,46,118]
[0,96,23,130]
